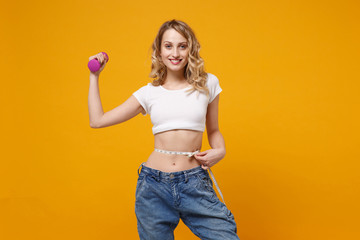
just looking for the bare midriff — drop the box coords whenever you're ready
[145,129,203,172]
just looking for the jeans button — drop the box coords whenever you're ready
[170,174,174,179]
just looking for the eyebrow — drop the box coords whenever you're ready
[163,41,188,44]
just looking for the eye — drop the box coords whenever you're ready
[165,45,171,48]
[180,45,187,49]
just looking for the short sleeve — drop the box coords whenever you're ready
[132,84,149,116]
[208,73,223,103]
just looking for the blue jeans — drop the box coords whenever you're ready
[135,163,240,240]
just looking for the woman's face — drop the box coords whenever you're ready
[160,28,189,74]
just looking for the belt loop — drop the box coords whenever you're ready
[184,171,188,183]
[157,170,161,182]
[138,162,145,176]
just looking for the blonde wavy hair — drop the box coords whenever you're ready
[149,19,209,97]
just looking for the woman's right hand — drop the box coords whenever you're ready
[88,52,107,75]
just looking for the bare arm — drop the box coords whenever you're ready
[206,95,226,156]
[88,73,144,128]
[87,52,145,128]
[194,94,226,169]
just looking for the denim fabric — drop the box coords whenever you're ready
[135,163,240,240]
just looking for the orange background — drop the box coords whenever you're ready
[1,0,359,239]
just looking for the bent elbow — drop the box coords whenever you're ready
[90,121,100,128]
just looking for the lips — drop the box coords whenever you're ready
[169,59,182,65]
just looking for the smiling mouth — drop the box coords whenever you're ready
[169,59,182,64]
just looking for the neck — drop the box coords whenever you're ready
[164,69,187,84]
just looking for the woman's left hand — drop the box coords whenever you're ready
[193,148,226,170]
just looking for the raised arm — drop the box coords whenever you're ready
[87,52,145,128]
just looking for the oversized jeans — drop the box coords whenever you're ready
[135,163,240,240]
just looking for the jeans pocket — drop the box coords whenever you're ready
[135,174,146,198]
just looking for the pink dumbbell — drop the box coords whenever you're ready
[88,52,109,72]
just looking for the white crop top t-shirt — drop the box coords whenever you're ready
[132,72,222,135]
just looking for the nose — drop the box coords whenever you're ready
[172,48,179,58]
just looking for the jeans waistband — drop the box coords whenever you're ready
[138,163,207,182]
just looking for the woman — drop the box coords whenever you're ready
[88,19,240,240]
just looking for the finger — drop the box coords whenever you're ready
[196,151,207,156]
[201,161,208,166]
[97,55,103,63]
[101,52,106,60]
[197,150,209,154]
[194,155,204,160]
